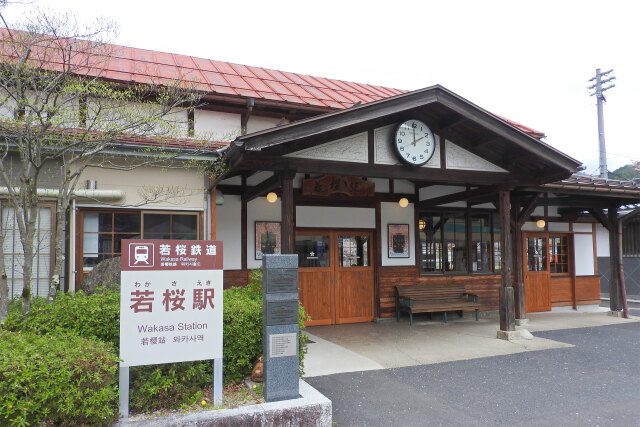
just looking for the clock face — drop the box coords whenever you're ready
[393,119,436,166]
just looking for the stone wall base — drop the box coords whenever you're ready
[117,380,331,427]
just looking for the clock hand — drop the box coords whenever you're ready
[411,135,426,146]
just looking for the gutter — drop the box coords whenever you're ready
[0,187,125,201]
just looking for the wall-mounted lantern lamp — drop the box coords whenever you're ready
[266,192,278,203]
[536,219,546,229]
[398,197,409,208]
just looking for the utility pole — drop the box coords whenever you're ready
[588,68,615,179]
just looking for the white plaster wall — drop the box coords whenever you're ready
[247,198,282,269]
[596,224,610,256]
[216,194,242,270]
[531,206,545,216]
[286,132,368,163]
[419,185,466,201]
[573,223,593,232]
[370,178,389,193]
[381,202,415,266]
[246,171,274,186]
[394,180,415,194]
[521,221,542,232]
[474,203,495,209]
[548,222,569,232]
[293,173,304,189]
[218,176,242,186]
[547,206,560,217]
[195,110,240,140]
[80,164,206,209]
[296,206,375,229]
[574,233,595,275]
[445,140,506,172]
[247,116,285,134]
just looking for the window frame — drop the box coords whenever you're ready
[418,208,501,276]
[77,209,202,282]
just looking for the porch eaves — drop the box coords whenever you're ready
[230,85,582,178]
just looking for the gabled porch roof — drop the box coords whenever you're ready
[222,85,582,187]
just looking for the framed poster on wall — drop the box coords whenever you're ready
[255,221,281,259]
[388,223,410,258]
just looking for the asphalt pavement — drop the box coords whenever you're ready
[307,318,640,426]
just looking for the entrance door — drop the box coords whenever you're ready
[523,233,551,312]
[296,230,374,326]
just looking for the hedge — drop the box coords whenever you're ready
[0,331,119,426]
[2,269,308,413]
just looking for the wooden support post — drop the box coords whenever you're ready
[616,220,629,318]
[210,185,217,240]
[608,206,622,311]
[281,171,295,254]
[511,195,526,320]
[499,190,515,331]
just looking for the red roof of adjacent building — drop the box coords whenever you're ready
[0,28,543,138]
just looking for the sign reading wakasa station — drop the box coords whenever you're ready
[119,240,223,367]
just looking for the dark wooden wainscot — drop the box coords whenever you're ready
[379,266,501,318]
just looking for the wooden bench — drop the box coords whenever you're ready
[395,284,480,325]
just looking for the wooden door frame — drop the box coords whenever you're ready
[295,227,376,325]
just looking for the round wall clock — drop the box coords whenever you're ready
[393,119,436,166]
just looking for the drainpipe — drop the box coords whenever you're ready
[240,98,255,135]
[68,199,76,293]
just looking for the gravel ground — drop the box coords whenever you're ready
[307,319,640,427]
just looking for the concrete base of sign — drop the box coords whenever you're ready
[115,380,331,427]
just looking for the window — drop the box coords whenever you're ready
[2,205,53,298]
[549,235,569,274]
[419,210,501,275]
[81,210,199,273]
[295,235,330,268]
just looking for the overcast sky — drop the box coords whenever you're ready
[4,0,638,176]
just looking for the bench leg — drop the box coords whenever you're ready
[475,309,478,321]
[409,312,414,326]
[443,312,447,323]
[396,305,400,322]
[458,310,463,318]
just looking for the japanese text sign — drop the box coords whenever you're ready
[119,240,223,367]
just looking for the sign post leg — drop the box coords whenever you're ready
[119,365,129,420]
[213,358,223,407]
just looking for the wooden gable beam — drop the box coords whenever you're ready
[620,206,640,224]
[517,194,541,225]
[417,185,505,209]
[588,208,612,232]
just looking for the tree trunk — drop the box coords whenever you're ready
[48,197,67,303]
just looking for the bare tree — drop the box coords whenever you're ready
[0,8,212,318]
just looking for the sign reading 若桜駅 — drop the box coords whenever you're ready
[119,240,223,367]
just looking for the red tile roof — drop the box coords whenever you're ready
[0,28,543,138]
[83,44,405,110]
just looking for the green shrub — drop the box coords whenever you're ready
[223,285,264,384]
[0,330,119,426]
[2,270,309,414]
[3,288,120,349]
[129,361,211,413]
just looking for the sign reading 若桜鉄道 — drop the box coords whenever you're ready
[119,239,223,367]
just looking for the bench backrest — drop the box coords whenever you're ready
[396,284,467,300]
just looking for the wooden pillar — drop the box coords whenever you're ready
[210,186,217,240]
[499,190,515,331]
[511,195,526,320]
[608,206,622,311]
[281,171,295,254]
